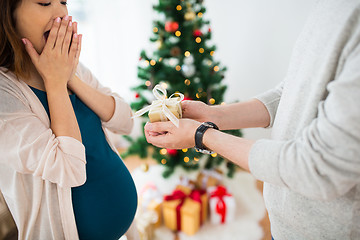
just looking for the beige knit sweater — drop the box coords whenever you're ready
[249,0,360,239]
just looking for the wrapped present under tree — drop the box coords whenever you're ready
[163,187,208,235]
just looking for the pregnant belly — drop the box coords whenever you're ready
[72,161,138,240]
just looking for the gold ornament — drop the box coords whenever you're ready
[184,11,196,21]
[141,163,149,172]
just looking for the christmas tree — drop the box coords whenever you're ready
[123,0,242,178]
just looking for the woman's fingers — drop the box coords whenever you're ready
[69,33,82,79]
[43,17,61,51]
[54,15,70,51]
[73,21,78,35]
[62,20,73,53]
[75,34,82,61]
[69,33,79,59]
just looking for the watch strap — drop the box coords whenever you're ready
[195,122,219,154]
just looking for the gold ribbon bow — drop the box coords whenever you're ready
[132,84,184,127]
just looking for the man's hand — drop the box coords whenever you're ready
[144,119,201,149]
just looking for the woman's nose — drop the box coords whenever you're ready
[53,3,68,22]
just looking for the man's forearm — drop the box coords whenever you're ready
[202,128,255,171]
[212,98,270,130]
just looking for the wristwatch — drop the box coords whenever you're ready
[194,122,219,154]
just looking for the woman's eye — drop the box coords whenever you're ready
[38,2,51,6]
[61,1,67,5]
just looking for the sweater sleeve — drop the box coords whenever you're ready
[0,88,86,188]
[249,41,360,201]
[76,63,133,134]
[254,81,284,128]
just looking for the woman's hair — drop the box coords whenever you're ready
[0,0,32,78]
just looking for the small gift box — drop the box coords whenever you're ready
[209,185,236,224]
[148,97,182,123]
[132,84,184,127]
[139,183,163,228]
[196,169,223,189]
[163,188,208,236]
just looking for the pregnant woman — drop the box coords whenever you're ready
[0,0,137,239]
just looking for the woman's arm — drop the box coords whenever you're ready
[67,75,116,122]
[70,64,134,134]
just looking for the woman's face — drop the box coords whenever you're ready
[13,0,68,53]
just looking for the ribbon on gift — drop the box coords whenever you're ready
[210,185,231,223]
[164,188,206,231]
[132,84,184,127]
[189,189,206,225]
[164,189,187,231]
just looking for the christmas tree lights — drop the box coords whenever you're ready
[123,0,242,178]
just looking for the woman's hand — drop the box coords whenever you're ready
[144,119,201,149]
[22,16,82,90]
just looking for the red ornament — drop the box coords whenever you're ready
[193,29,202,37]
[165,21,179,32]
[139,57,142,61]
[167,148,178,156]
[135,93,140,98]
[208,27,212,33]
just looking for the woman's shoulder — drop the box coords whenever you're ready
[0,68,20,93]
[0,68,30,111]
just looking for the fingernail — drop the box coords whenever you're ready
[21,38,26,45]
[69,21,72,27]
[73,33,78,39]
[64,15,69,21]
[56,17,61,23]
